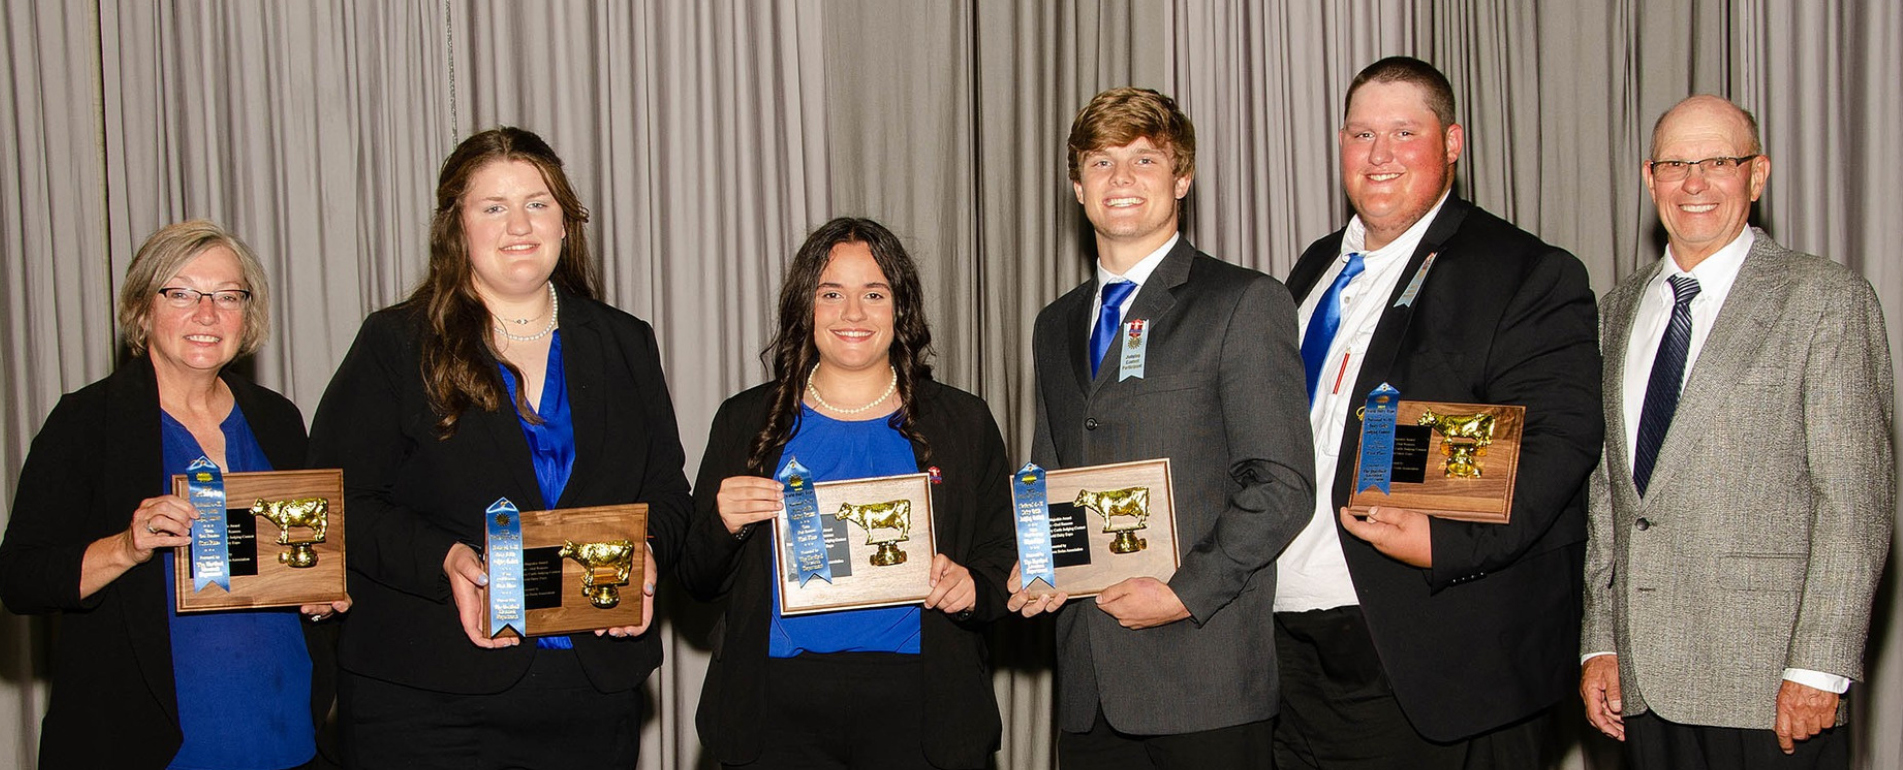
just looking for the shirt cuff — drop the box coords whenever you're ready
[1783,668,1850,694]
[1581,650,1615,665]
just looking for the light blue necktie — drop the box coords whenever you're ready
[1300,253,1365,404]
[1089,281,1138,379]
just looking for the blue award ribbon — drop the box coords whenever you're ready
[1356,384,1402,495]
[484,497,526,638]
[778,458,831,586]
[185,456,231,592]
[1012,463,1057,591]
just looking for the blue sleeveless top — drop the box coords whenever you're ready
[497,332,578,650]
[768,405,922,657]
[159,406,315,770]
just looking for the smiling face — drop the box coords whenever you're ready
[1072,136,1193,261]
[145,245,247,379]
[460,159,565,302]
[1339,79,1463,250]
[811,241,895,375]
[1646,97,1769,269]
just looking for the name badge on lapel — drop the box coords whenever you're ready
[1118,319,1150,381]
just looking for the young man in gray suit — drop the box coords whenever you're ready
[1580,94,1895,770]
[1010,87,1313,769]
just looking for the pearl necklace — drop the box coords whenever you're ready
[495,283,560,342]
[806,367,897,415]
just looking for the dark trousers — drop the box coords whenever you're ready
[1272,606,1551,770]
[339,647,642,770]
[723,652,936,770]
[1057,707,1273,770]
[1625,711,1849,770]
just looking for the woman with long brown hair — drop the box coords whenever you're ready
[307,127,691,768]
[680,217,1015,769]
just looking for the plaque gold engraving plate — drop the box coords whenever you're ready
[772,473,937,616]
[484,503,649,638]
[1019,458,1179,599]
[171,469,347,612]
[1348,400,1525,524]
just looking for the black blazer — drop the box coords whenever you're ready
[678,380,1015,769]
[0,357,325,770]
[1285,195,1603,741]
[305,294,692,694]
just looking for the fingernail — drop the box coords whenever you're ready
[475,574,489,587]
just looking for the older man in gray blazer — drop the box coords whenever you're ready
[1581,94,1895,770]
[1011,87,1313,770]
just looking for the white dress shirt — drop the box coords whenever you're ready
[1088,233,1179,333]
[1587,227,1849,694]
[1275,194,1449,613]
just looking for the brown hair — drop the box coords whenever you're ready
[118,220,271,358]
[747,218,935,474]
[409,127,601,437]
[1066,87,1197,183]
[1346,56,1457,129]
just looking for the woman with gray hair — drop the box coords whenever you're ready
[0,220,345,770]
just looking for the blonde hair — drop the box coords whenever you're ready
[117,220,270,357]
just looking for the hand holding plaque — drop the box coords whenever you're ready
[481,501,650,638]
[1347,385,1526,524]
[170,466,348,612]
[1010,459,1179,601]
[770,464,938,616]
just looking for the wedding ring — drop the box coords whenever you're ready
[146,523,159,534]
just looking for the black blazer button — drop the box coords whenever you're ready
[1085,417,1100,430]
[1635,517,1651,531]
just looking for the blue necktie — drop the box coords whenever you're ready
[1633,274,1702,496]
[1089,281,1138,379]
[1300,253,1366,404]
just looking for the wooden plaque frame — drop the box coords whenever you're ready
[486,503,649,638]
[772,473,937,616]
[171,469,347,612]
[1018,458,1180,599]
[1348,400,1525,524]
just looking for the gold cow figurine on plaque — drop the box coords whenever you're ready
[250,497,329,568]
[1417,408,1497,479]
[834,500,912,567]
[558,539,637,609]
[1074,487,1150,554]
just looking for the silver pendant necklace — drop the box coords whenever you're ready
[495,283,560,343]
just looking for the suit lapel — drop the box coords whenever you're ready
[558,297,607,509]
[1063,283,1094,395]
[1599,261,1661,498]
[1090,241,1192,394]
[1645,235,1791,496]
[1344,198,1472,415]
[477,353,549,510]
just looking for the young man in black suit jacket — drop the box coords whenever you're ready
[1274,57,1603,767]
[1013,87,1314,770]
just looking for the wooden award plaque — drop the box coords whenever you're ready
[1019,458,1180,599]
[772,473,937,616]
[1348,400,1525,524]
[486,503,649,638]
[171,469,347,612]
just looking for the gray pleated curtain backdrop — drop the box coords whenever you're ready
[2,2,1898,768]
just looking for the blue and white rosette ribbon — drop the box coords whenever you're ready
[185,456,231,591]
[1012,463,1057,591]
[778,457,831,586]
[1356,383,1402,495]
[485,497,526,638]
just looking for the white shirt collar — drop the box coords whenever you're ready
[1658,227,1754,300]
[1341,191,1452,264]
[1096,232,1180,289]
